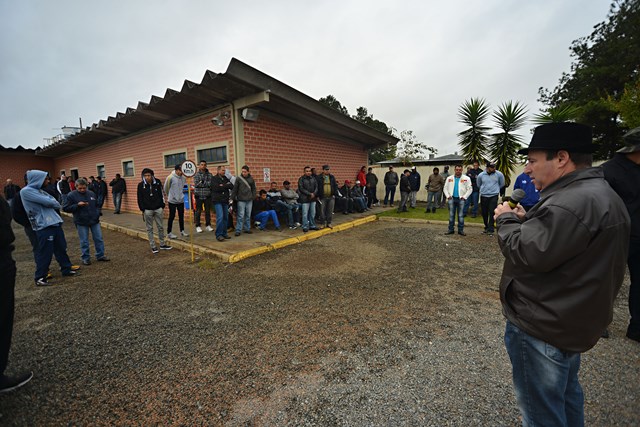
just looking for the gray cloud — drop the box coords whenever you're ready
[0,0,609,155]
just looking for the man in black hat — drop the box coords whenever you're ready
[493,122,630,426]
[317,165,339,229]
[137,168,172,254]
[602,126,640,343]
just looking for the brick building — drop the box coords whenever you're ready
[0,145,54,189]
[10,58,396,213]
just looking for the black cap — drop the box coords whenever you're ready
[175,164,182,170]
[283,180,290,185]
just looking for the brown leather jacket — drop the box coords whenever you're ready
[497,167,630,352]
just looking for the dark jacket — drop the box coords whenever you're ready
[298,175,318,203]
[384,170,398,186]
[99,180,108,197]
[63,190,100,226]
[58,179,71,195]
[408,171,421,191]
[602,153,640,239]
[109,177,126,194]
[253,197,273,214]
[211,174,234,203]
[89,180,101,197]
[316,174,339,199]
[137,174,165,211]
[399,174,411,193]
[365,172,378,188]
[230,174,256,202]
[4,183,20,200]
[0,196,15,257]
[467,167,483,192]
[497,167,630,352]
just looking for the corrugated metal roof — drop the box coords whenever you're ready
[0,144,39,153]
[37,58,398,157]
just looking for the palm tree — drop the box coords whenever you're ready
[488,101,528,187]
[532,104,581,125]
[457,98,491,164]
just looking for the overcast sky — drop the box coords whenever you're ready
[0,0,610,156]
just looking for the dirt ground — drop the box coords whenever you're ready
[1,220,637,426]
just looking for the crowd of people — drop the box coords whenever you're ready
[2,123,638,427]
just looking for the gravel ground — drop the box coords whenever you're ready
[1,220,638,426]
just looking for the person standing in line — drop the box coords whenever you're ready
[63,178,110,265]
[298,166,319,232]
[230,165,256,236]
[3,179,20,209]
[211,165,234,242]
[602,126,640,343]
[463,161,483,218]
[512,171,540,212]
[356,166,367,189]
[0,193,33,393]
[21,170,79,286]
[425,167,445,214]
[57,175,71,206]
[408,166,421,208]
[477,162,505,236]
[137,168,172,254]
[97,176,108,209]
[443,165,472,235]
[494,122,630,426]
[383,166,399,207]
[317,165,339,229]
[365,167,378,208]
[164,165,188,239]
[397,169,411,213]
[109,173,126,214]
[193,161,213,233]
[438,166,450,208]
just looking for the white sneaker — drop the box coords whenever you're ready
[294,222,302,227]
[167,232,177,239]
[206,225,214,232]
[254,221,261,228]
[180,230,189,237]
[196,226,203,233]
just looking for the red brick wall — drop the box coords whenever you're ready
[0,152,55,189]
[243,115,368,190]
[45,111,369,212]
[52,113,234,213]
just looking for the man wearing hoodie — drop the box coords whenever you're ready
[193,161,213,233]
[20,170,78,286]
[211,165,234,241]
[63,178,110,265]
[137,168,172,254]
[164,165,188,239]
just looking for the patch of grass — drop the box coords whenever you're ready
[375,203,484,224]
[196,257,222,270]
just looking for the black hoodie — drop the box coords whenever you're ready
[137,168,165,211]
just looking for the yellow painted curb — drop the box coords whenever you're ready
[269,237,301,249]
[333,222,354,232]
[228,245,272,263]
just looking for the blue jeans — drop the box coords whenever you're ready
[255,210,281,230]
[447,197,465,232]
[213,202,229,238]
[76,223,105,262]
[384,185,396,205]
[235,200,253,233]
[276,200,300,227]
[505,321,584,427]
[301,202,316,230]
[113,192,123,213]
[463,190,480,216]
[34,225,72,279]
[427,191,441,211]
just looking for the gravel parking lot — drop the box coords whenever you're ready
[1,220,638,426]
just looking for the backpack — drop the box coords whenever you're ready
[10,191,30,227]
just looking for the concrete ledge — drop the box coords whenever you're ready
[377,216,485,228]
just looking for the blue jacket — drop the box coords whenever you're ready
[408,171,421,191]
[477,170,505,197]
[513,173,540,208]
[20,170,63,231]
[63,189,101,226]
